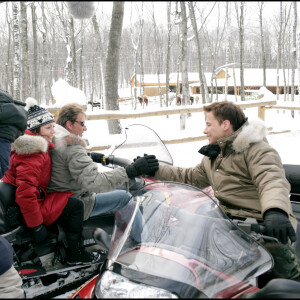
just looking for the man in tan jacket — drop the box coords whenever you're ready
[152,101,300,281]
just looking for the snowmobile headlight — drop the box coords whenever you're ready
[94,270,178,298]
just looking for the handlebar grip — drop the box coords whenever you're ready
[251,223,265,234]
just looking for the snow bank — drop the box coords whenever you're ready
[258,86,274,100]
[51,79,87,107]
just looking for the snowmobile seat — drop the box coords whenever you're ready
[0,181,22,234]
[244,278,300,298]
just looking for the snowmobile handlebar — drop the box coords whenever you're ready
[106,155,133,168]
[235,221,265,235]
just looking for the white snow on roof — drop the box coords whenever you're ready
[216,68,299,87]
[134,69,299,88]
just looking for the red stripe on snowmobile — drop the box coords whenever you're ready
[18,269,38,275]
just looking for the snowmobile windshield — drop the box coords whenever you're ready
[108,182,273,298]
[111,124,173,165]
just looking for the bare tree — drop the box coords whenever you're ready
[31,2,39,101]
[129,3,144,110]
[291,1,297,103]
[138,2,145,104]
[92,14,106,106]
[179,1,189,130]
[165,1,172,108]
[151,3,163,107]
[276,2,283,101]
[69,16,77,87]
[258,2,267,87]
[105,1,124,134]
[39,2,52,104]
[235,1,245,101]
[20,1,29,100]
[5,2,13,94]
[12,2,20,99]
[188,1,210,104]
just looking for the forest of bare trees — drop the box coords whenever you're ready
[0,1,298,107]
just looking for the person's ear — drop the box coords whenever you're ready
[222,120,231,131]
[65,120,73,131]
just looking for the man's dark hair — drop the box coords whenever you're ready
[56,103,86,128]
[203,101,247,131]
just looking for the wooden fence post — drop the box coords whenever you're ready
[258,106,265,120]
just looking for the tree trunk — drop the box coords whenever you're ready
[92,15,106,103]
[258,2,267,87]
[291,1,297,103]
[12,2,20,100]
[70,17,77,87]
[5,3,12,93]
[20,1,29,101]
[188,1,207,104]
[152,3,163,107]
[105,1,124,134]
[41,2,52,104]
[139,3,145,106]
[179,1,189,130]
[276,2,283,101]
[31,2,39,101]
[237,2,245,101]
[165,1,171,108]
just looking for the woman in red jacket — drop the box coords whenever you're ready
[2,98,100,266]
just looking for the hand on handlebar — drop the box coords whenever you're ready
[133,153,158,177]
[126,154,159,179]
[89,152,109,165]
[263,209,296,244]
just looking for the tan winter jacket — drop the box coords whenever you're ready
[154,119,297,228]
[46,124,129,220]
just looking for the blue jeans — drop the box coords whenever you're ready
[90,190,132,217]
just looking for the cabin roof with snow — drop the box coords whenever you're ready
[214,68,299,87]
[130,72,200,87]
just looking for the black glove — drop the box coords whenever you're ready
[89,152,109,165]
[126,154,159,179]
[133,154,158,177]
[31,224,48,243]
[263,209,296,244]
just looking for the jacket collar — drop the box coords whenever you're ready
[217,118,267,154]
[53,124,87,148]
[12,129,52,154]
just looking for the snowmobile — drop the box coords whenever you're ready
[0,124,168,298]
[1,124,300,298]
[67,125,300,299]
[70,179,300,299]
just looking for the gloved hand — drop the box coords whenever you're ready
[31,224,48,243]
[126,154,159,179]
[263,209,296,244]
[133,154,158,177]
[89,152,109,165]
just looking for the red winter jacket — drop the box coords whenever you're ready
[2,130,73,227]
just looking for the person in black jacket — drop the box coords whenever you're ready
[0,89,27,179]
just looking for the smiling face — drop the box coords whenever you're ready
[39,122,55,142]
[203,111,233,144]
[65,112,87,137]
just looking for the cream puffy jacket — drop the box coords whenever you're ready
[47,124,129,221]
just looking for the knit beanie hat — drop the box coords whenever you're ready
[25,98,54,131]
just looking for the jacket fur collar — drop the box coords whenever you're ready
[53,124,87,148]
[217,118,267,154]
[232,119,267,153]
[12,132,48,154]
